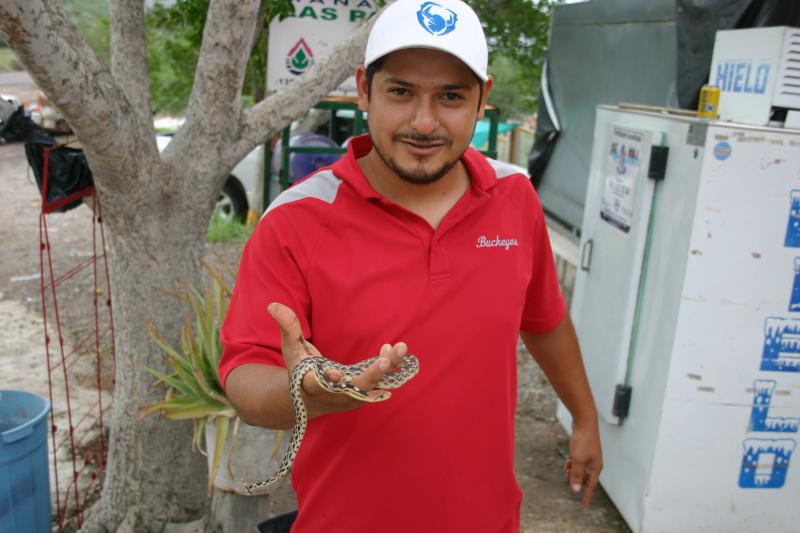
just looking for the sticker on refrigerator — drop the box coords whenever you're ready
[790,258,800,312]
[600,126,643,233]
[761,317,800,373]
[784,190,800,248]
[738,438,796,489]
[713,141,732,160]
[749,380,800,433]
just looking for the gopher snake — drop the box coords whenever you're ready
[244,353,420,495]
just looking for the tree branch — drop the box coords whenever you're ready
[0,0,156,181]
[109,0,153,136]
[165,0,261,167]
[228,7,386,167]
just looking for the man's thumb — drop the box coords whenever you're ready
[267,302,302,350]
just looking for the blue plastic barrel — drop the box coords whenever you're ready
[0,390,52,533]
[271,133,342,184]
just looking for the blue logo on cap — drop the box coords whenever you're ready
[417,2,458,36]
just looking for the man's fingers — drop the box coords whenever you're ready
[355,354,391,389]
[581,468,599,508]
[268,302,303,345]
[324,368,342,382]
[567,456,600,507]
[267,302,319,365]
[351,342,408,391]
[569,459,586,494]
[389,342,408,364]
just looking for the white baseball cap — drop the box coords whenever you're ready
[364,0,489,82]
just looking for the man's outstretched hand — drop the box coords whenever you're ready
[267,302,410,417]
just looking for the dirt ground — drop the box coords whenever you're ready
[0,76,629,532]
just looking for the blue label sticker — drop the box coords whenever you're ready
[749,380,800,433]
[715,61,770,94]
[714,141,732,160]
[790,258,800,312]
[417,2,458,36]
[739,438,796,488]
[761,317,800,373]
[786,190,800,248]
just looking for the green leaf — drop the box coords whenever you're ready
[208,416,230,494]
[145,319,183,361]
[142,366,194,397]
[195,417,207,454]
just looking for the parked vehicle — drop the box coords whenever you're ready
[0,94,20,124]
[155,134,262,223]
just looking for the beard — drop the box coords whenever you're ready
[370,132,463,185]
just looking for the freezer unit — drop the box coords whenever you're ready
[559,106,800,532]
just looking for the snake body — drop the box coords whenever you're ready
[244,353,420,495]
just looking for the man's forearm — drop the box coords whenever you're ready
[520,314,598,427]
[224,361,368,429]
[225,363,298,429]
[522,313,603,505]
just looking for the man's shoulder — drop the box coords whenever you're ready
[468,154,544,215]
[480,157,537,198]
[483,157,529,182]
[263,168,345,220]
[463,148,532,190]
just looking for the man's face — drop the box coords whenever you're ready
[356,48,491,185]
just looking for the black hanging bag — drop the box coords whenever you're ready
[25,130,94,213]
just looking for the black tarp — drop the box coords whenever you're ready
[529,56,560,189]
[25,130,94,213]
[530,0,800,200]
[0,106,35,144]
[676,0,800,109]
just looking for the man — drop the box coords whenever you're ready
[220,0,602,531]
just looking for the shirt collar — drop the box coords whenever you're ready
[332,134,499,199]
[332,135,382,200]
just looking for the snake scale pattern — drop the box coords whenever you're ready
[244,353,420,495]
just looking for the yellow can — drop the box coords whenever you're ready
[697,85,721,119]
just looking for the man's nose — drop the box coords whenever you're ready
[408,98,439,135]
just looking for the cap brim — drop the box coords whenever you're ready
[365,44,489,82]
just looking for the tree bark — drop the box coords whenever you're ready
[84,211,210,532]
[0,0,389,530]
[109,0,153,131]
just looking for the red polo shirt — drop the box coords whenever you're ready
[220,135,565,532]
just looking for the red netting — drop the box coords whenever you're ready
[38,190,115,530]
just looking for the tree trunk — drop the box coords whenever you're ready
[81,167,214,531]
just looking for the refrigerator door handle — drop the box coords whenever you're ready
[580,239,594,272]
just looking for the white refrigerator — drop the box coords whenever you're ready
[559,105,800,532]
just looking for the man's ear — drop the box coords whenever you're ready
[356,65,369,112]
[477,75,494,119]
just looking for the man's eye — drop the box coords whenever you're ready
[443,92,463,101]
[390,88,409,96]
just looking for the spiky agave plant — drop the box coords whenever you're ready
[140,258,241,493]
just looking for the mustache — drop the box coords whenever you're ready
[394,133,450,145]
